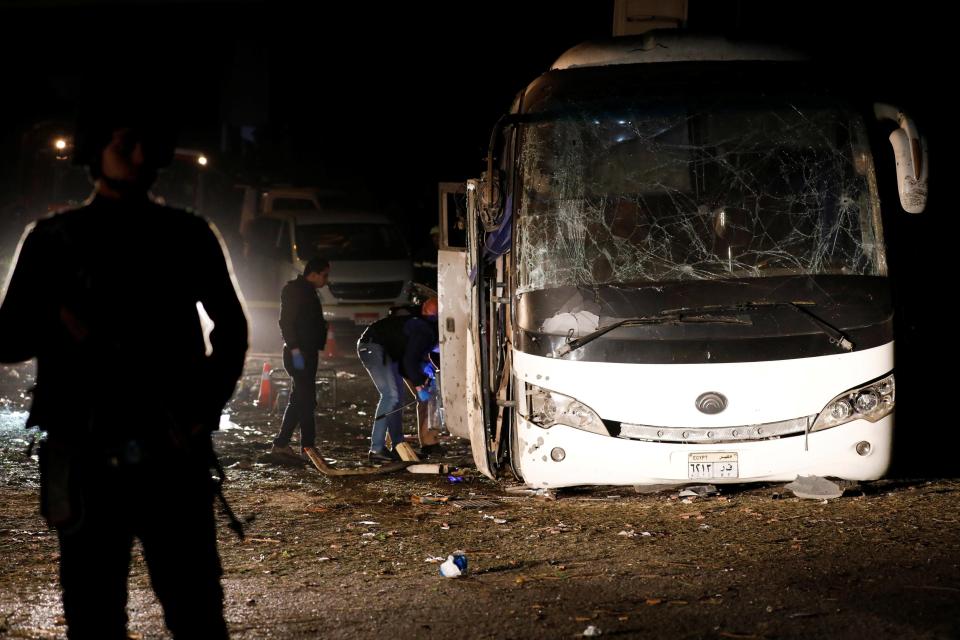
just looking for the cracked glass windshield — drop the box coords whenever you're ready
[517,94,886,293]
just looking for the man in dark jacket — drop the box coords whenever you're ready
[271,256,329,458]
[0,101,248,639]
[357,297,440,463]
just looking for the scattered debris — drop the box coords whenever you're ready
[451,498,500,510]
[394,441,420,462]
[411,494,450,505]
[582,624,602,636]
[785,476,844,500]
[503,486,557,500]
[407,463,450,474]
[439,551,468,578]
[679,484,719,498]
[505,485,535,494]
[483,515,508,524]
[633,484,683,494]
[424,556,445,563]
[304,446,407,476]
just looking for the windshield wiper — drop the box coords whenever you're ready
[659,301,854,352]
[551,313,748,358]
[551,300,854,359]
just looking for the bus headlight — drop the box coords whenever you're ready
[527,385,609,436]
[811,373,895,432]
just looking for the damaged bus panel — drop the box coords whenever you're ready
[437,31,927,488]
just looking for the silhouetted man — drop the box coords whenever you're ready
[271,256,329,458]
[0,101,248,639]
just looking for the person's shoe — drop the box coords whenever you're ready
[271,444,300,459]
[367,450,396,464]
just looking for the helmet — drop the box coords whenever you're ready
[421,297,438,317]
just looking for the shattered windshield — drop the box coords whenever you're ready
[296,223,409,261]
[516,94,885,293]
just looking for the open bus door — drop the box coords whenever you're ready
[437,180,499,478]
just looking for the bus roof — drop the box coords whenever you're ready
[551,31,807,71]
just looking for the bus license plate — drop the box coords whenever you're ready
[688,452,739,479]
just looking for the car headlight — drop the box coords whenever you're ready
[527,384,609,436]
[811,373,895,432]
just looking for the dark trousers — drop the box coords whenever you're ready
[274,347,318,448]
[56,460,227,640]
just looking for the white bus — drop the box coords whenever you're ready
[438,31,927,488]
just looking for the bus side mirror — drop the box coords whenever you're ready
[875,103,928,214]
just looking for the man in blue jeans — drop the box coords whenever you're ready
[272,256,330,458]
[357,298,439,463]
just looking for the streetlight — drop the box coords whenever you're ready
[51,137,71,202]
[173,148,210,210]
[53,138,68,160]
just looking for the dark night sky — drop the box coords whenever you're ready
[0,0,952,279]
[0,1,612,238]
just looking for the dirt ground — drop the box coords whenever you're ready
[1,360,959,639]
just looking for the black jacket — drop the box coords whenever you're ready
[0,195,249,439]
[361,314,438,385]
[279,275,327,352]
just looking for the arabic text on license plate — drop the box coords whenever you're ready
[688,452,739,479]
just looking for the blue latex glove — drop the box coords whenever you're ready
[421,361,436,380]
[417,386,433,402]
[291,349,306,371]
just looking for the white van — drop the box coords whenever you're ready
[238,187,413,355]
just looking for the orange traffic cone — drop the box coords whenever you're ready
[257,362,272,407]
[324,327,338,360]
